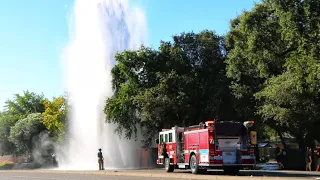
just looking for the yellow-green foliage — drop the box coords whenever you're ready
[42,96,68,141]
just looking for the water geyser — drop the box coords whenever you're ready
[60,0,148,170]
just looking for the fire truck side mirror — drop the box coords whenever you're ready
[155,139,159,144]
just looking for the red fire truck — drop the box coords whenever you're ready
[155,120,256,175]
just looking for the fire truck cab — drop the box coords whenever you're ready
[156,120,256,175]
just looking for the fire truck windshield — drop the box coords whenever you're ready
[215,122,248,137]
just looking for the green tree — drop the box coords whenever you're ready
[225,1,288,143]
[42,95,68,141]
[225,0,288,120]
[8,113,46,155]
[226,0,320,147]
[105,46,159,140]
[0,91,46,154]
[255,71,320,147]
[256,0,320,147]
[0,112,15,155]
[4,91,45,120]
[105,30,235,146]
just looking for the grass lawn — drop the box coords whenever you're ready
[0,161,14,170]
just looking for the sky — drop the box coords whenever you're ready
[0,0,257,110]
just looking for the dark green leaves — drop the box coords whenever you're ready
[104,31,233,145]
[226,0,320,145]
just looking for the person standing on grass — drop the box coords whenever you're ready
[306,147,313,171]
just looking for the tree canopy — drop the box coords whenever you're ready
[4,91,45,120]
[42,95,69,141]
[0,92,69,155]
[8,113,46,155]
[0,91,46,155]
[226,0,320,147]
[104,30,238,145]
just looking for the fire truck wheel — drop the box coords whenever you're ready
[190,154,199,174]
[164,158,174,172]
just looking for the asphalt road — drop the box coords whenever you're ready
[0,169,319,180]
[0,172,168,180]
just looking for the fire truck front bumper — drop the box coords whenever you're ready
[157,155,174,165]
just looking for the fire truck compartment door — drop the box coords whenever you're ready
[222,148,237,164]
[217,138,240,164]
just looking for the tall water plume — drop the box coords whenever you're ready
[60,0,147,170]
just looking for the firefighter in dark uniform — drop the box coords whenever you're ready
[51,153,58,167]
[97,148,104,170]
